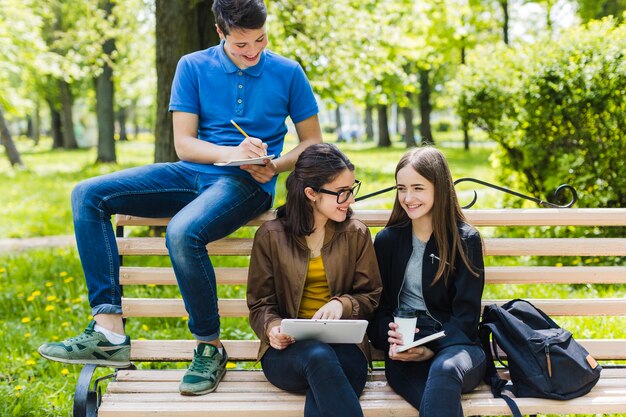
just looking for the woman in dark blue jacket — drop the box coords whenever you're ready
[367,147,486,417]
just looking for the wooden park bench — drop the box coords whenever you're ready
[73,207,626,417]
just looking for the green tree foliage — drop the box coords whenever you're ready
[0,1,61,117]
[575,0,625,22]
[0,0,62,165]
[456,18,626,208]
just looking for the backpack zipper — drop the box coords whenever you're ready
[545,345,552,378]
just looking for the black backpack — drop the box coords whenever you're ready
[479,299,602,417]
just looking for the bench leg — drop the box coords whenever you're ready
[73,364,116,417]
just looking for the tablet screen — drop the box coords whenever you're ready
[280,319,368,344]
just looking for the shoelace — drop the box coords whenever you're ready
[65,328,94,344]
[189,352,215,373]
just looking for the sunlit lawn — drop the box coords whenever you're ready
[1,133,623,416]
[1,131,497,239]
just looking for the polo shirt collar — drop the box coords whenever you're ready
[217,40,266,77]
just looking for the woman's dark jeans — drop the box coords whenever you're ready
[385,342,486,417]
[261,340,367,417]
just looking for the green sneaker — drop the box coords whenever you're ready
[179,343,228,396]
[38,321,131,367]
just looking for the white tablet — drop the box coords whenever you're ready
[280,319,368,344]
[214,155,275,167]
[395,330,446,353]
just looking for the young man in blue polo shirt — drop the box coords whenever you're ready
[39,0,322,396]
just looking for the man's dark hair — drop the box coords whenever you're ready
[212,0,267,36]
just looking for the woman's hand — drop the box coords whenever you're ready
[387,321,433,362]
[312,299,343,320]
[267,325,295,350]
[387,321,408,346]
[389,345,435,362]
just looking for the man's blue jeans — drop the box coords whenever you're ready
[261,341,367,417]
[385,343,486,417]
[71,162,272,341]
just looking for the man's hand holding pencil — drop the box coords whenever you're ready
[230,119,276,183]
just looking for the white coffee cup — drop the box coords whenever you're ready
[393,308,417,345]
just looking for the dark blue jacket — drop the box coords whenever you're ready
[367,221,485,353]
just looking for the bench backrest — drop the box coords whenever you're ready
[114,208,626,363]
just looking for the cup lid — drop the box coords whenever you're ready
[393,308,416,318]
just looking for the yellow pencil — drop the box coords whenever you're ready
[230,119,249,138]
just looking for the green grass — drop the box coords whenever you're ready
[1,132,497,238]
[1,133,624,416]
[0,136,155,238]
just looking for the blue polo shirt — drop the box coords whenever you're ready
[169,41,319,195]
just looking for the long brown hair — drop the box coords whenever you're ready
[276,143,354,236]
[387,146,480,285]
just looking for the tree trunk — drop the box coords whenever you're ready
[463,118,470,150]
[335,106,344,142]
[155,0,219,163]
[32,102,41,145]
[134,113,140,140]
[394,104,400,138]
[48,99,64,149]
[546,0,554,34]
[501,0,510,45]
[26,117,33,138]
[403,93,416,148]
[95,0,116,163]
[118,107,128,141]
[377,105,391,148]
[461,44,470,151]
[0,105,25,167]
[130,99,140,139]
[58,80,78,149]
[419,69,434,145]
[365,105,374,141]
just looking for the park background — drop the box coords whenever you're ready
[1,0,625,416]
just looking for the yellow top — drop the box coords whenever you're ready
[297,255,330,319]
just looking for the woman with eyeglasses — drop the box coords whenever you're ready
[247,143,382,417]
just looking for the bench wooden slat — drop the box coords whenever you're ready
[120,265,626,286]
[102,381,626,398]
[115,208,626,228]
[462,208,626,226]
[117,237,626,257]
[484,266,626,284]
[129,339,626,362]
[122,298,247,318]
[483,238,626,256]
[97,383,626,417]
[122,297,626,318]
[98,400,626,417]
[120,267,248,285]
[113,367,626,382]
[130,340,259,362]
[117,237,253,256]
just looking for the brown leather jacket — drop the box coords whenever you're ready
[247,217,382,361]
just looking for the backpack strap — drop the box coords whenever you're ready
[479,323,523,417]
[500,392,523,417]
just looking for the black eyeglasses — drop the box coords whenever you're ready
[316,180,361,204]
